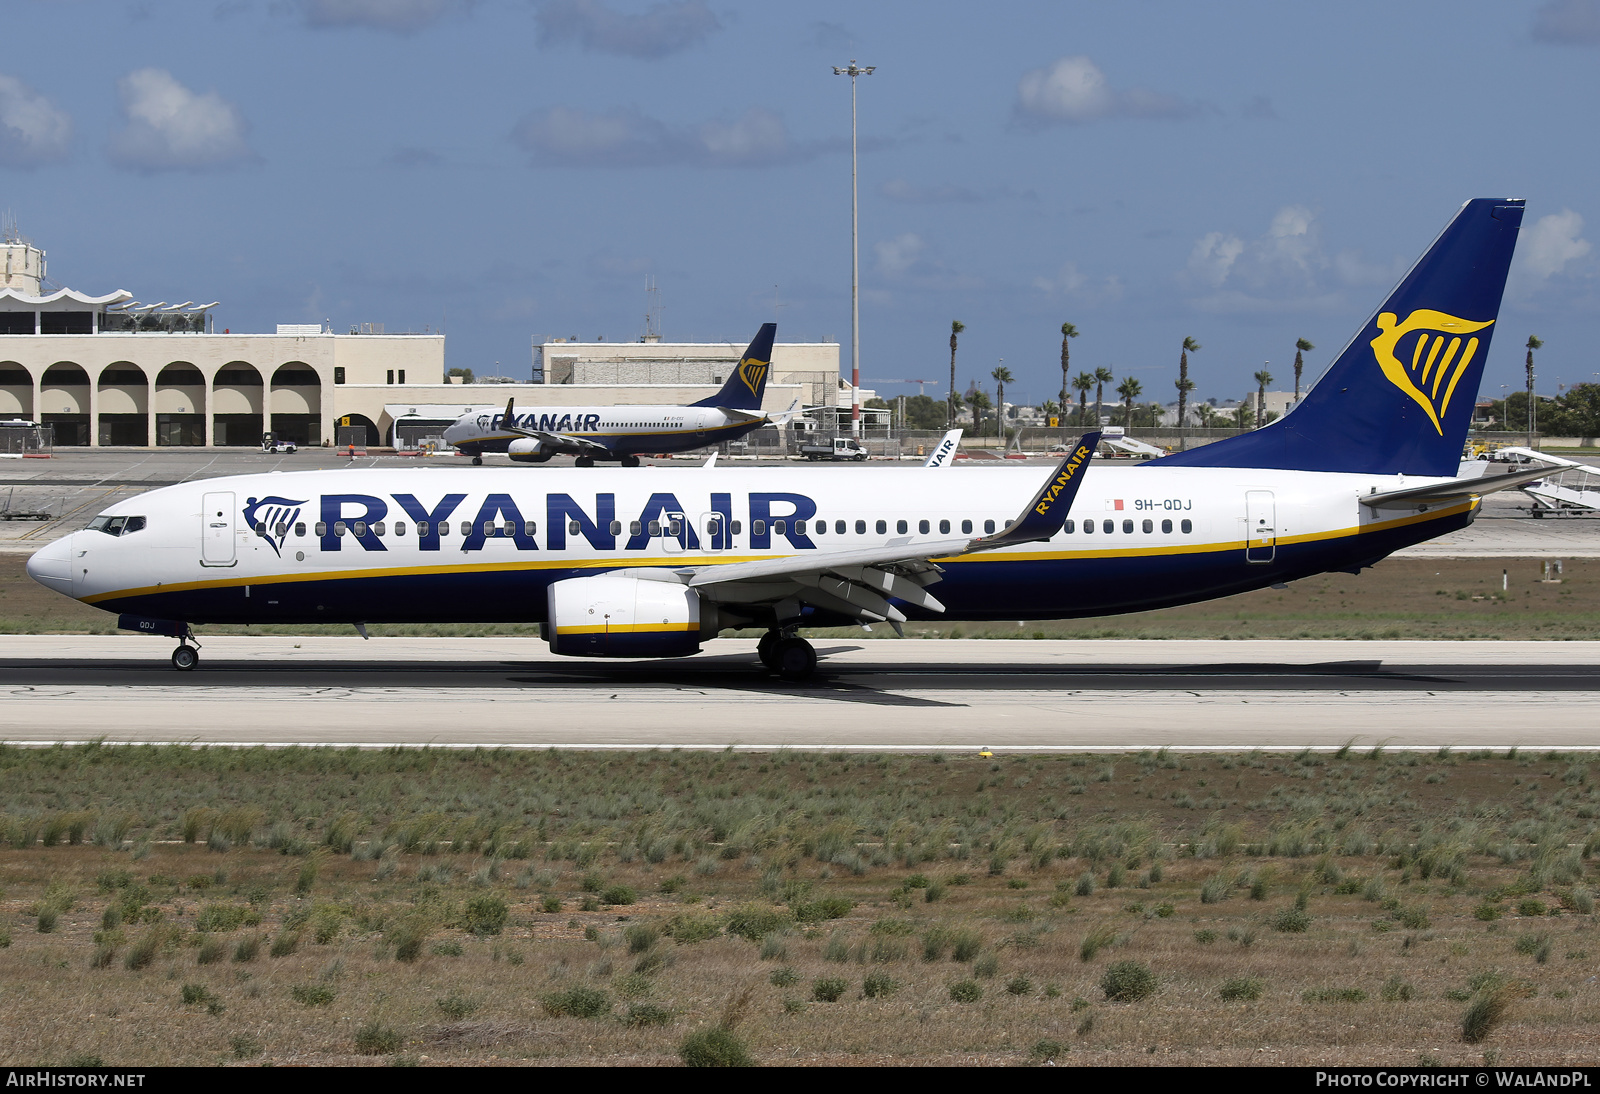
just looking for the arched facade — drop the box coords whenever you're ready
[0,361,31,419]
[40,362,90,446]
[97,361,149,446]
[270,361,321,446]
[212,361,265,446]
[333,412,379,448]
[155,362,206,446]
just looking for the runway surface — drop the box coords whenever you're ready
[3,636,1598,750]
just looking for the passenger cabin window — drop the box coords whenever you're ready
[569,520,581,535]
[295,522,306,537]
[1083,520,1094,534]
[752,520,766,537]
[315,522,328,537]
[731,520,742,535]
[334,521,348,537]
[875,520,886,534]
[483,521,496,536]
[1122,519,1133,534]
[1102,520,1114,534]
[373,522,386,537]
[813,519,824,535]
[835,520,846,534]
[1064,519,1075,534]
[939,519,950,534]
[525,520,537,537]
[897,520,907,534]
[855,520,866,534]
[416,521,430,536]
[961,519,973,534]
[459,521,471,536]
[1161,519,1172,533]
[983,519,995,534]
[354,521,369,537]
[437,522,449,538]
[630,521,642,536]
[648,520,661,537]
[274,523,287,538]
[919,520,929,534]
[669,519,683,536]
[1181,519,1193,534]
[395,522,407,536]
[1142,519,1153,533]
[609,520,622,536]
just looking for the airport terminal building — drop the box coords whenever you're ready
[0,234,835,448]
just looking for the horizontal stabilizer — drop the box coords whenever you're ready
[1361,464,1560,508]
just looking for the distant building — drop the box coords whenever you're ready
[1244,389,1299,423]
[0,229,838,447]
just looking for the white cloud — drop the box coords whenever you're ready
[1186,231,1244,288]
[299,0,474,32]
[534,0,719,58]
[0,74,72,168]
[1520,209,1591,279]
[108,68,255,172]
[511,105,816,168]
[874,233,925,276]
[1532,0,1600,44]
[1014,55,1198,126]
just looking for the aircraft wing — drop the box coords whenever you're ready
[1360,463,1561,508]
[922,429,963,468]
[681,433,1099,627]
[490,397,611,454]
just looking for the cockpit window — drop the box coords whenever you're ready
[87,515,146,537]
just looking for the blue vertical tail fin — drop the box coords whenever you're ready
[1155,198,1525,477]
[692,323,777,411]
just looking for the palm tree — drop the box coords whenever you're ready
[1175,336,1199,449]
[947,321,965,428]
[965,387,991,433]
[1526,335,1544,445]
[1293,338,1314,400]
[1072,371,1094,427]
[1093,366,1113,427]
[1058,322,1078,445]
[1116,376,1142,428]
[991,363,1014,446]
[1253,369,1274,430]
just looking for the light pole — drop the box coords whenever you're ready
[833,59,874,438]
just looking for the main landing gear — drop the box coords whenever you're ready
[575,456,595,468]
[621,454,640,468]
[757,628,816,682]
[171,636,200,671]
[471,455,483,465]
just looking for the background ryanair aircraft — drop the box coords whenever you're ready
[441,323,798,466]
[27,199,1537,680]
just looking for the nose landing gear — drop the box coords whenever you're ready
[171,643,200,671]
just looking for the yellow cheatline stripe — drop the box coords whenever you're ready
[81,498,1477,605]
[556,622,697,635]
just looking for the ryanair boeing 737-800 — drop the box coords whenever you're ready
[440,323,797,466]
[26,199,1539,680]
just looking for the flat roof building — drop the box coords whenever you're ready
[0,230,836,448]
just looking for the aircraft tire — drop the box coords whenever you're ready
[774,637,816,682]
[756,630,781,670]
[575,456,595,468]
[621,454,640,468]
[171,646,199,671]
[471,456,483,466]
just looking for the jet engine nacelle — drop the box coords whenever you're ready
[507,438,553,463]
[546,574,719,658]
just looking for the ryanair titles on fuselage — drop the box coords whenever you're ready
[282,489,822,554]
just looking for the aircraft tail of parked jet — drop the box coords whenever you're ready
[690,322,776,411]
[1155,198,1524,479]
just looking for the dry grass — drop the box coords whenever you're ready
[0,745,1596,1066]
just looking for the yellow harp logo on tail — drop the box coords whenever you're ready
[738,356,770,398]
[1369,309,1494,435]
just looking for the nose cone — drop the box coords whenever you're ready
[26,534,76,597]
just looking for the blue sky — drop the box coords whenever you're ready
[2,0,1596,407]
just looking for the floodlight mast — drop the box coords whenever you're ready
[833,60,874,438]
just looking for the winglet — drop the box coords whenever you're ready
[967,432,1098,550]
[922,429,963,468]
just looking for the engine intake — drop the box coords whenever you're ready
[507,438,552,463]
[547,574,707,658]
